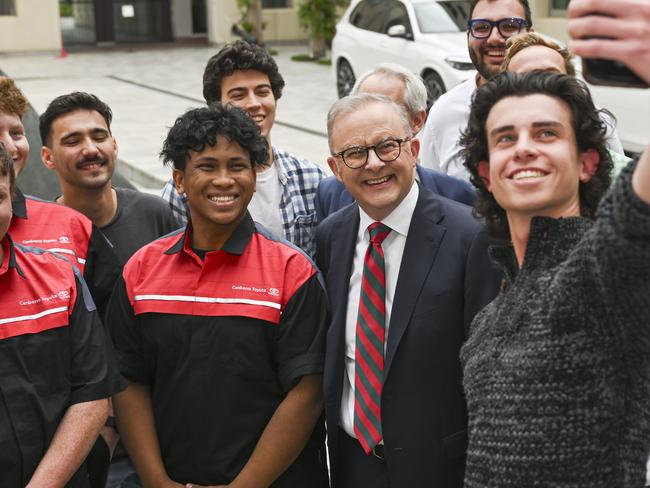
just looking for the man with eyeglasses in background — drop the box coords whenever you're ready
[419,0,532,179]
[316,93,500,487]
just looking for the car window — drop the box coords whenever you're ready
[383,0,412,35]
[413,0,470,33]
[349,0,391,33]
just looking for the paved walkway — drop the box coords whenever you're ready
[0,42,335,190]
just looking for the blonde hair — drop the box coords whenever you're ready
[501,32,575,77]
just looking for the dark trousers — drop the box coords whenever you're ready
[336,428,390,488]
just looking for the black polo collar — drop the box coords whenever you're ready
[12,187,27,219]
[165,212,255,257]
[1,236,25,278]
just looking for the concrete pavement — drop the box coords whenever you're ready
[0,42,336,191]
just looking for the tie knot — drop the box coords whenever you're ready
[368,222,391,245]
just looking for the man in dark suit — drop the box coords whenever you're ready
[315,63,475,221]
[315,93,500,488]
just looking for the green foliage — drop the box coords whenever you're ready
[59,2,73,17]
[297,0,348,43]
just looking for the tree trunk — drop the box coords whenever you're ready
[310,32,327,59]
[248,0,265,45]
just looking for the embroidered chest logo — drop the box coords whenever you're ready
[19,290,71,306]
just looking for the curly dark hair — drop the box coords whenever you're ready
[0,143,16,198]
[202,40,285,105]
[460,71,613,240]
[160,104,269,172]
[39,92,112,146]
[469,0,532,27]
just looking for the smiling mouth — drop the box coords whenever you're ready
[511,169,547,180]
[77,160,105,170]
[208,195,237,203]
[365,175,392,186]
[484,48,505,58]
[251,114,265,124]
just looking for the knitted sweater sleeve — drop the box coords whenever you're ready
[592,159,650,360]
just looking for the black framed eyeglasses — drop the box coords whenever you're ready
[332,137,411,169]
[467,18,529,39]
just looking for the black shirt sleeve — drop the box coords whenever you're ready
[105,276,150,384]
[69,271,126,405]
[84,226,121,319]
[274,273,328,392]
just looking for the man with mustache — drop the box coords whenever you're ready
[39,92,179,266]
[39,92,180,487]
[419,0,533,179]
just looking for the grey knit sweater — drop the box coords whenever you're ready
[461,162,650,487]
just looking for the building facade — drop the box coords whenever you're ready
[0,0,307,52]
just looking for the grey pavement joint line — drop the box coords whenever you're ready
[108,75,328,139]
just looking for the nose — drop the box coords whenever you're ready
[364,148,386,172]
[513,133,537,161]
[81,137,100,157]
[211,169,235,188]
[0,132,17,157]
[487,23,505,44]
[244,94,261,111]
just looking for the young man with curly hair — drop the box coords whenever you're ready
[108,104,329,488]
[458,70,650,487]
[160,41,325,257]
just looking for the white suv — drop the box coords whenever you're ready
[332,0,475,107]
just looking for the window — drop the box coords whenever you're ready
[383,0,411,35]
[550,0,569,16]
[414,0,469,33]
[0,0,16,15]
[262,0,291,7]
[349,0,390,33]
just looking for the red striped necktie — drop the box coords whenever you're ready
[354,221,392,454]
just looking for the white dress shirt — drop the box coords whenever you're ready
[340,182,419,439]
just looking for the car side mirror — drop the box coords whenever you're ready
[387,24,412,40]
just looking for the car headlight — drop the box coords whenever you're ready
[445,56,474,71]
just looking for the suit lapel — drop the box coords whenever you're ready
[384,187,446,377]
[324,205,359,403]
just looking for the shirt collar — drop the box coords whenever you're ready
[1,235,24,278]
[165,212,256,257]
[358,181,419,238]
[270,146,288,184]
[11,187,27,219]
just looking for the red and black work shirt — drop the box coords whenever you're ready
[9,188,121,316]
[0,236,125,488]
[107,214,328,486]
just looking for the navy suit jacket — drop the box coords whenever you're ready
[315,165,476,222]
[315,184,500,488]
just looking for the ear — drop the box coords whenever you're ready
[112,136,119,157]
[172,168,185,195]
[41,146,56,170]
[327,156,344,183]
[579,148,600,183]
[412,110,426,135]
[409,137,420,165]
[478,160,491,191]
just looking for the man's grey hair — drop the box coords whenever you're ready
[327,93,413,152]
[351,63,427,120]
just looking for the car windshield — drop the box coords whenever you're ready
[413,1,470,33]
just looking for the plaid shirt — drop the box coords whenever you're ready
[160,146,325,257]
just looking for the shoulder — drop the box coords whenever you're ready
[317,203,356,239]
[24,196,93,235]
[429,79,473,113]
[116,187,173,213]
[418,167,475,202]
[123,228,184,275]
[16,243,79,281]
[273,147,326,178]
[419,188,480,233]
[317,175,344,195]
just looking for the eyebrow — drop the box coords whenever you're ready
[60,127,110,141]
[490,121,563,137]
[227,84,272,94]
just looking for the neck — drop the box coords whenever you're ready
[190,215,245,252]
[58,185,117,228]
[506,213,531,268]
[476,73,489,87]
[258,134,273,173]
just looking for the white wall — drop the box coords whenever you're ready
[0,0,61,52]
